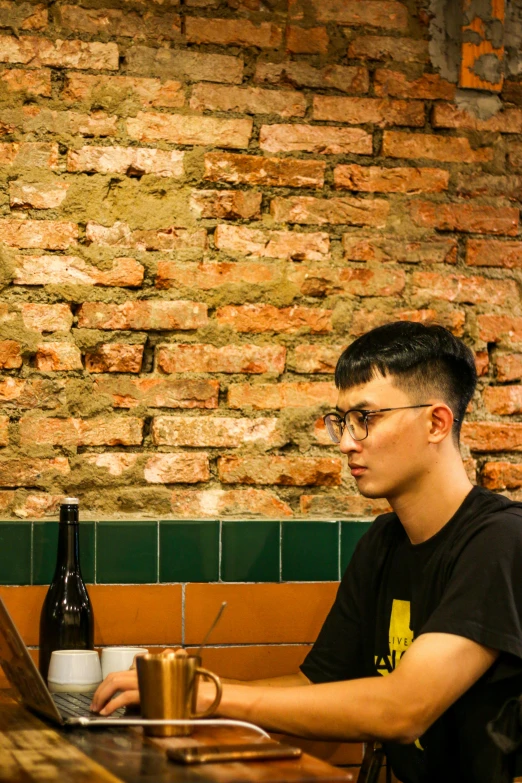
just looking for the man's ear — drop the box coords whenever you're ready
[427,403,455,444]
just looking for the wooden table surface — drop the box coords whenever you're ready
[0,690,355,783]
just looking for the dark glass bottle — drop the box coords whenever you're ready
[39,498,94,682]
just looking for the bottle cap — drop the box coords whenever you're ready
[62,497,79,505]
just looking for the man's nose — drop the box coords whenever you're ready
[339,428,362,454]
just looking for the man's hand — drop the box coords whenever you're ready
[91,669,139,715]
[91,647,185,715]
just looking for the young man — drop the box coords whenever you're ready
[92,322,522,783]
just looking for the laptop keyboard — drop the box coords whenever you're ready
[52,691,125,719]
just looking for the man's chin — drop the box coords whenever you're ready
[355,478,387,500]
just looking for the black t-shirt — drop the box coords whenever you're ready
[301,486,522,783]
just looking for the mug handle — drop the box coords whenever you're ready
[192,668,222,719]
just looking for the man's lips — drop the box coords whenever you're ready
[349,464,366,476]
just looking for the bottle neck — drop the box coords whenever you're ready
[56,506,80,573]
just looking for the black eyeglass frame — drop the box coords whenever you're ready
[323,404,461,443]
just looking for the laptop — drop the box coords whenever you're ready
[0,594,126,727]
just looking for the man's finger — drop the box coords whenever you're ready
[91,671,138,712]
[99,689,140,716]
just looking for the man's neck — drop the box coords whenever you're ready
[388,456,474,545]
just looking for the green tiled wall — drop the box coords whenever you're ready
[0,519,374,585]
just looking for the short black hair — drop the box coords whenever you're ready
[335,322,477,442]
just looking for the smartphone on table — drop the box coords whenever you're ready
[167,742,302,764]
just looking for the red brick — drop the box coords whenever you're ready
[152,415,285,448]
[0,417,7,447]
[495,354,522,382]
[313,96,424,127]
[374,70,455,100]
[125,47,243,85]
[300,494,391,516]
[461,422,522,452]
[0,220,77,250]
[10,181,69,210]
[483,386,522,415]
[190,84,306,118]
[433,103,522,133]
[0,457,69,488]
[350,308,465,337]
[271,196,389,227]
[190,190,262,219]
[228,381,336,410]
[79,453,138,478]
[508,143,522,170]
[144,453,209,484]
[127,111,252,148]
[14,256,144,287]
[259,124,372,155]
[35,342,83,371]
[382,131,493,163]
[0,340,21,369]
[67,146,184,178]
[478,315,522,346]
[475,351,489,377]
[0,378,65,410]
[411,271,517,306]
[155,261,276,289]
[85,344,144,374]
[14,493,63,519]
[19,416,144,447]
[456,174,522,200]
[21,303,73,333]
[502,81,522,105]
[204,152,325,188]
[156,343,286,374]
[85,222,206,252]
[77,301,207,331]
[304,0,408,30]
[63,73,185,109]
[95,377,219,409]
[334,164,449,193]
[342,235,457,264]
[216,304,332,334]
[481,461,522,490]
[289,344,345,374]
[0,142,58,168]
[170,488,292,518]
[18,106,117,137]
[347,36,429,63]
[0,2,47,30]
[214,224,329,261]
[290,265,405,297]
[185,17,283,48]
[0,490,13,510]
[0,35,118,70]
[57,5,181,40]
[286,26,328,54]
[410,201,519,235]
[466,240,522,268]
[254,61,369,94]
[218,455,342,486]
[0,68,51,96]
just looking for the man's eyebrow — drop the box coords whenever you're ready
[336,399,374,412]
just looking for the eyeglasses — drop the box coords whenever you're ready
[323,404,458,443]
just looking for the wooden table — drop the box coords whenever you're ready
[0,690,355,783]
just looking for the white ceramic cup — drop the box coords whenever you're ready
[47,650,102,693]
[101,646,148,680]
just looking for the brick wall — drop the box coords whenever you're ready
[0,0,521,521]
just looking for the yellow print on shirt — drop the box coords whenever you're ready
[375,599,423,750]
[374,599,413,676]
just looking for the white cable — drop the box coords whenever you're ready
[75,717,270,738]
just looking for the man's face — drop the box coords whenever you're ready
[336,373,434,501]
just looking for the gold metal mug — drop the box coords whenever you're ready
[136,653,222,736]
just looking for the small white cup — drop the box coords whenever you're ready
[101,646,148,680]
[47,650,102,693]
